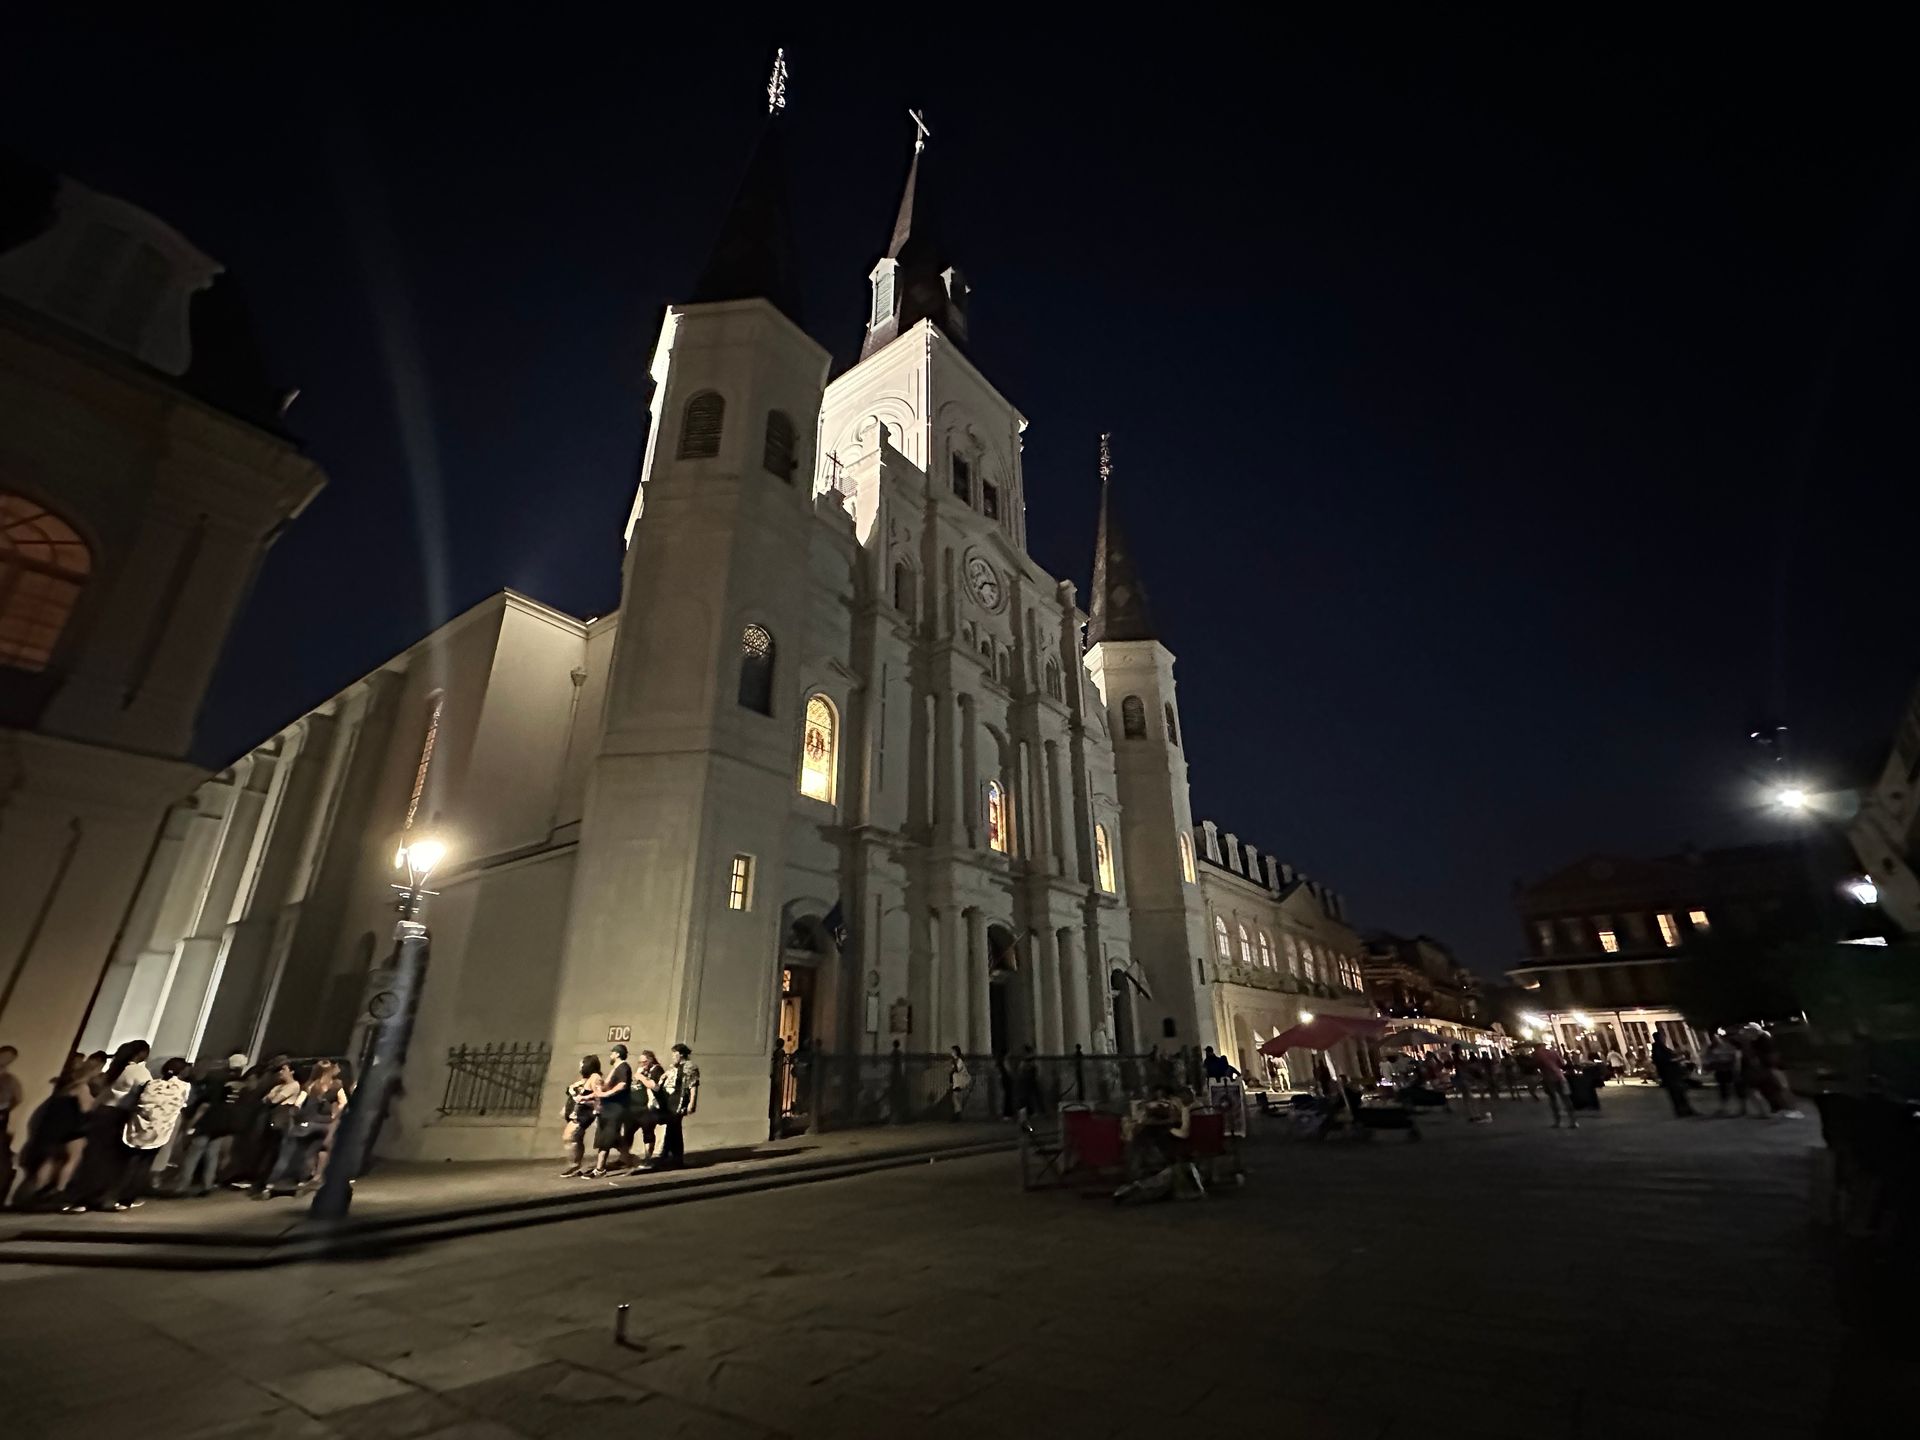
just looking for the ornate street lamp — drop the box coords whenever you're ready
[310,833,447,1222]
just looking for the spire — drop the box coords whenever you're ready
[690,49,804,324]
[860,109,969,359]
[1086,433,1158,645]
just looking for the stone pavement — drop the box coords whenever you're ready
[0,1120,1014,1250]
[0,1087,1861,1438]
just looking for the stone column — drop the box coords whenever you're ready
[1058,926,1089,1051]
[1036,928,1065,1053]
[965,907,991,1053]
[959,694,980,849]
[933,688,960,846]
[941,906,968,1052]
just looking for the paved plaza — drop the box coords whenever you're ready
[1,1087,1860,1438]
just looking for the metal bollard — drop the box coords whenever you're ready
[614,1303,630,1344]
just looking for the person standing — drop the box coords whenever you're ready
[657,1043,699,1168]
[947,1046,970,1120]
[107,1057,193,1210]
[1016,1045,1045,1123]
[1534,1044,1578,1128]
[1702,1034,1739,1116]
[632,1049,667,1165]
[588,1044,633,1176]
[256,1062,342,1198]
[172,1053,248,1196]
[1450,1044,1489,1123]
[62,1041,153,1210]
[1650,1034,1696,1117]
[559,1054,601,1177]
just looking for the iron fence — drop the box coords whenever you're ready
[769,1046,1205,1137]
[439,1040,551,1117]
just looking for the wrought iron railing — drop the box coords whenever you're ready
[439,1040,551,1117]
[768,1046,1205,1138]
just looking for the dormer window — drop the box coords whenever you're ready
[952,454,972,503]
[982,481,1000,520]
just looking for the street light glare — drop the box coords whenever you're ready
[407,838,448,876]
[1774,786,1809,811]
[1299,1011,1316,1024]
[1844,876,1879,905]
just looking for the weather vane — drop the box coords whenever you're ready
[767,48,788,114]
[909,108,931,154]
[1099,432,1113,484]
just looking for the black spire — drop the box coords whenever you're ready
[1086,434,1158,645]
[690,62,803,325]
[860,113,969,359]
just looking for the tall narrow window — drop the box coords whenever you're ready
[738,623,775,714]
[951,454,972,503]
[1121,695,1146,738]
[1095,824,1116,892]
[1258,930,1275,969]
[871,267,894,327]
[762,411,797,478]
[1164,702,1179,746]
[727,854,754,911]
[1656,912,1680,947]
[1596,925,1619,954]
[1213,914,1231,961]
[892,562,914,615]
[799,693,837,802]
[982,481,1000,520]
[1044,658,1062,700]
[1302,943,1317,982]
[1687,909,1710,933]
[986,780,1009,854]
[1284,934,1301,976]
[0,493,91,672]
[1237,922,1253,965]
[1179,831,1196,884]
[678,391,724,459]
[403,693,443,830]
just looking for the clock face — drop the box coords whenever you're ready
[965,556,1003,610]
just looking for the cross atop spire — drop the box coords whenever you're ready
[909,108,931,153]
[860,107,969,359]
[766,48,788,115]
[1086,433,1159,645]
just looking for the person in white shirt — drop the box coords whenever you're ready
[106,1057,192,1210]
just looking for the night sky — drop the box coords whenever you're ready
[5,12,1912,973]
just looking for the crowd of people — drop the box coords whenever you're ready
[558,1041,700,1178]
[0,1043,355,1213]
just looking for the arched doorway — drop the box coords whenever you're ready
[986,923,1020,1055]
[1109,969,1136,1054]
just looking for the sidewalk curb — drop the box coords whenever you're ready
[0,1136,1018,1271]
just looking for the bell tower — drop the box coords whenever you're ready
[1081,437,1212,1048]
[549,54,832,1147]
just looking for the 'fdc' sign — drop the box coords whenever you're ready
[608,1025,632,1044]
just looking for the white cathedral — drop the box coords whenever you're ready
[66,100,1379,1158]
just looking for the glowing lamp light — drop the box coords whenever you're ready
[1299,1011,1316,1024]
[1774,786,1809,812]
[395,835,447,882]
[1844,876,1879,906]
[1571,1010,1593,1030]
[1520,1011,1547,1031]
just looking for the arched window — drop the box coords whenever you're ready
[996,650,1012,685]
[1120,695,1146,738]
[1178,831,1196,884]
[1044,657,1062,701]
[892,562,914,615]
[1283,933,1301,976]
[1164,702,1179,746]
[985,780,1009,854]
[738,622,774,714]
[798,693,837,802]
[1237,922,1253,965]
[0,493,91,672]
[1213,914,1232,961]
[678,390,724,459]
[1094,824,1116,893]
[1258,930,1275,969]
[762,410,797,478]
[1301,942,1317,983]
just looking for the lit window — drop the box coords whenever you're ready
[738,623,775,714]
[0,493,91,672]
[727,854,753,911]
[1213,915,1231,960]
[1164,702,1179,746]
[1121,696,1146,738]
[1688,909,1710,933]
[1237,923,1253,965]
[1302,944,1317,982]
[1284,934,1301,976]
[1655,913,1679,947]
[762,411,797,478]
[1095,823,1116,892]
[1178,831,1196,884]
[986,780,1009,854]
[952,454,972,503]
[1258,930,1275,968]
[678,390,724,459]
[798,693,838,802]
[404,693,443,830]
[1597,929,1619,954]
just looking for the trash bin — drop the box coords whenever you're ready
[1569,1069,1602,1111]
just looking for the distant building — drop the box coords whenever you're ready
[1847,677,1920,934]
[1363,932,1482,1032]
[1506,840,1873,1062]
[0,155,323,1101]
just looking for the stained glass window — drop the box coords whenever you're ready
[738,623,774,714]
[799,693,837,802]
[679,390,724,459]
[986,780,1009,854]
[1179,831,1196,884]
[1095,824,1116,892]
[0,493,90,672]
